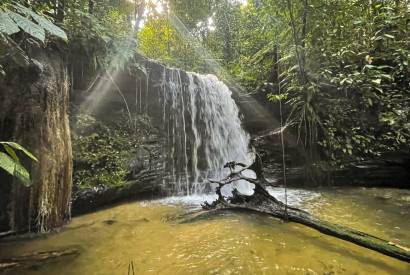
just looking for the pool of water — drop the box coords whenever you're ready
[0,187,409,274]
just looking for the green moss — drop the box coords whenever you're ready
[71,113,150,190]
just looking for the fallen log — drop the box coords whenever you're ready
[203,160,410,263]
[0,248,79,272]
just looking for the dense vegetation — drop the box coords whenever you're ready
[137,0,410,167]
[1,0,409,186]
[71,113,151,190]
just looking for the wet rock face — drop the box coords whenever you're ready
[79,55,251,196]
[0,46,72,232]
[250,134,305,186]
[251,132,410,188]
[127,132,165,180]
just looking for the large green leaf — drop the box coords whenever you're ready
[3,144,19,162]
[27,10,67,41]
[0,142,38,161]
[12,3,31,16]
[13,161,31,186]
[14,3,67,41]
[0,151,32,186]
[0,11,20,35]
[0,151,16,176]
[8,10,45,42]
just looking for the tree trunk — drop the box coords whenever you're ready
[300,0,308,66]
[0,44,73,233]
[88,0,94,15]
[286,0,307,85]
[55,0,65,23]
[204,161,410,263]
[134,0,145,33]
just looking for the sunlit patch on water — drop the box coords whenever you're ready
[155,194,218,208]
[0,187,409,275]
[266,187,321,207]
[155,183,321,210]
[156,186,321,209]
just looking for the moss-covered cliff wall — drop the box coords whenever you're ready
[0,46,72,233]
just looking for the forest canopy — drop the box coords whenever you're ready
[1,0,409,169]
[138,0,410,168]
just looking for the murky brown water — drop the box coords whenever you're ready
[0,187,409,274]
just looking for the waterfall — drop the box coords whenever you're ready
[159,68,253,195]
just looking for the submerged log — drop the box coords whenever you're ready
[203,160,410,263]
[0,248,79,272]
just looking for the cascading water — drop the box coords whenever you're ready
[159,68,253,195]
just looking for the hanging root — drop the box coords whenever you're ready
[203,159,410,263]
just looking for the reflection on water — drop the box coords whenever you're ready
[0,187,409,274]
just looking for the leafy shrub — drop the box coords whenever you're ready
[71,113,149,190]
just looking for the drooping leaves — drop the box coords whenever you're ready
[27,10,67,41]
[0,142,38,161]
[0,142,37,186]
[13,3,67,41]
[0,3,67,42]
[7,10,45,42]
[13,161,32,186]
[0,151,32,186]
[0,11,19,35]
[0,151,16,176]
[3,144,19,162]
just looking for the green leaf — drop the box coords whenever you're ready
[380,74,393,80]
[375,87,383,93]
[3,144,19,162]
[0,11,20,35]
[372,79,381,85]
[368,98,373,106]
[12,3,31,16]
[0,151,16,176]
[28,10,67,41]
[0,142,38,161]
[14,162,31,186]
[14,3,66,40]
[8,10,45,42]
[0,152,32,186]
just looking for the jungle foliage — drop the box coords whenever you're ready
[137,0,410,167]
[0,1,67,75]
[1,0,137,76]
[1,0,141,188]
[71,113,151,190]
[1,0,409,172]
